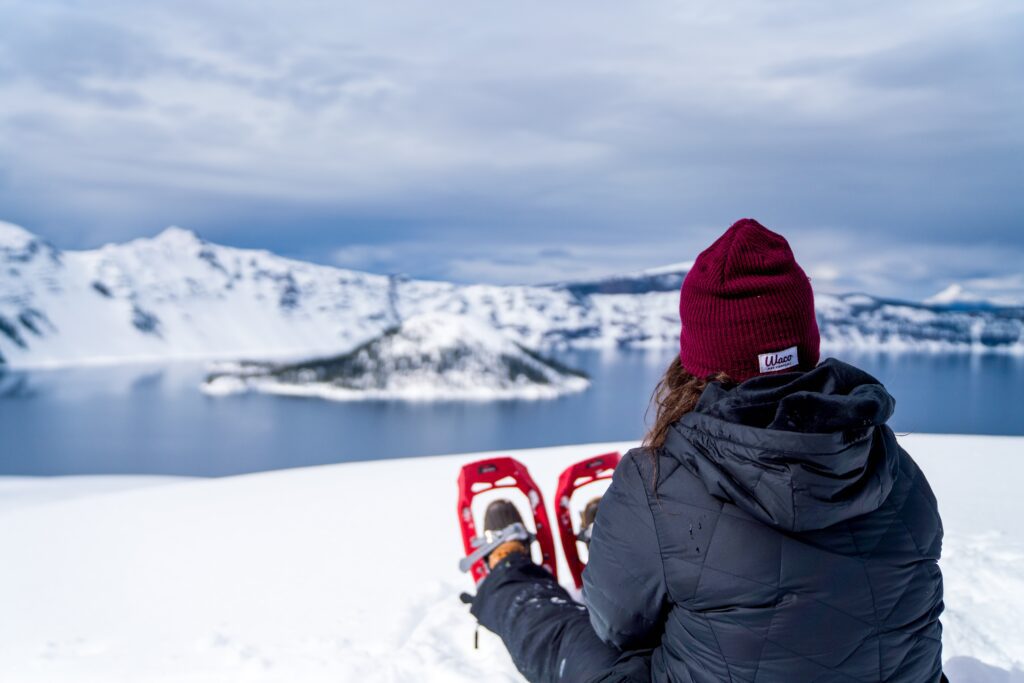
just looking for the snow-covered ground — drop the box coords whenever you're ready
[0,435,1022,682]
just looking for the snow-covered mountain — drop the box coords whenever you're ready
[925,275,1024,309]
[0,222,400,367]
[202,313,590,401]
[815,293,1024,352]
[2,221,1023,368]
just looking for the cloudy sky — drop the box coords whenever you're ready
[0,0,1021,299]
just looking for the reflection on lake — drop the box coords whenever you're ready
[1,349,1021,476]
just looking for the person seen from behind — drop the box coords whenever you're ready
[465,218,946,683]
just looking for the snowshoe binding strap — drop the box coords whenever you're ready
[458,522,532,574]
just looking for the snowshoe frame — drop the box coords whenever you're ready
[457,456,558,583]
[555,451,621,589]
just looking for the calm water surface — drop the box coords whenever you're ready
[1,350,1021,476]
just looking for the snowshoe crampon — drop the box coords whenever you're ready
[555,451,621,589]
[457,457,558,584]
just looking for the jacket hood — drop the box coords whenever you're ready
[665,358,901,532]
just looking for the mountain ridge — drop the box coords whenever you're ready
[2,222,1023,368]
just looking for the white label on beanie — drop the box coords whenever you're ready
[758,346,799,373]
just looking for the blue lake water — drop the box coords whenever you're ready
[1,350,1021,476]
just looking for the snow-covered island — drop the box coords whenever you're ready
[0,434,1021,682]
[2,221,1024,370]
[201,313,590,401]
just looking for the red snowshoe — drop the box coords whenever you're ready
[456,456,558,584]
[554,452,620,589]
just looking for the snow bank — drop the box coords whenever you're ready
[0,435,1021,681]
[0,475,184,515]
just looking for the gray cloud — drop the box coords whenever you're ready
[0,0,1020,300]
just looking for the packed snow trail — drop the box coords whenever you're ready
[0,435,1021,682]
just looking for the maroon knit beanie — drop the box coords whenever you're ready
[679,218,820,383]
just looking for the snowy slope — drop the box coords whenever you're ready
[2,221,1023,368]
[815,293,1024,352]
[0,223,399,366]
[202,312,590,401]
[0,435,1021,682]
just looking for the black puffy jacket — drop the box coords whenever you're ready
[583,358,944,682]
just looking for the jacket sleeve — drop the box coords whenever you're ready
[582,449,667,650]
